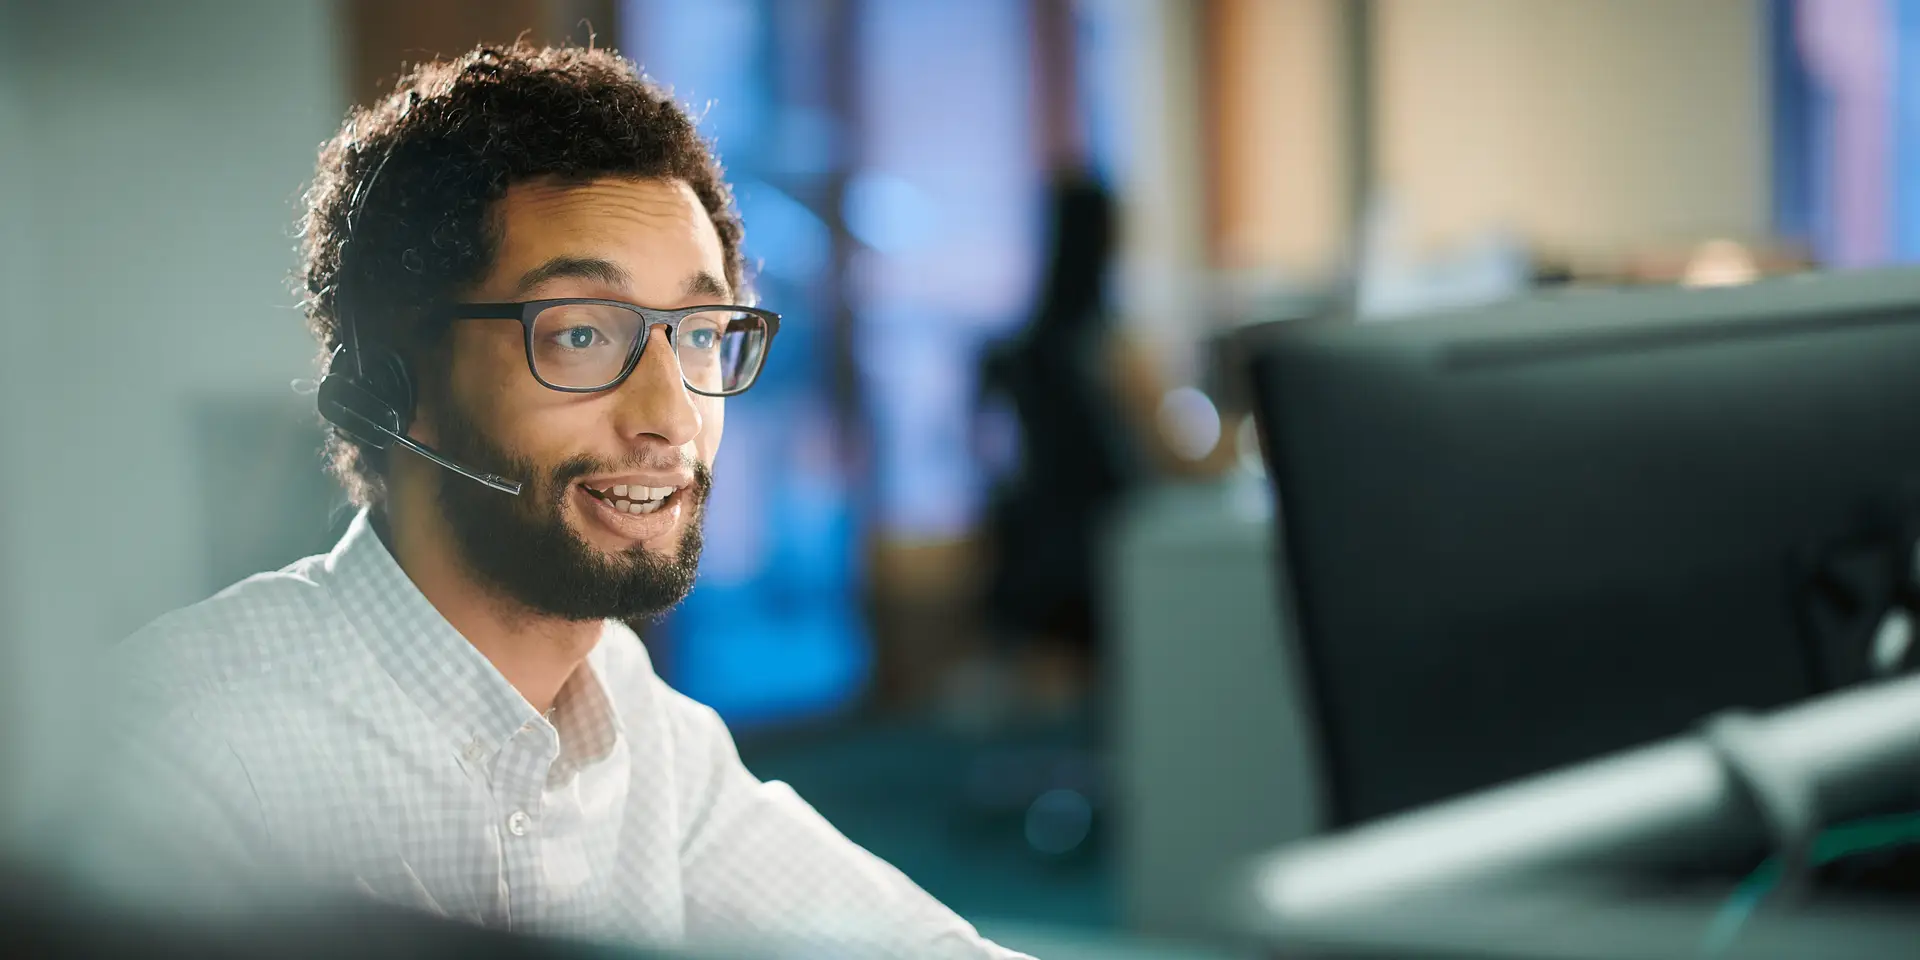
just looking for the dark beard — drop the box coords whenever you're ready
[426,399,710,623]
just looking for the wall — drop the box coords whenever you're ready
[344,0,616,106]
[0,0,343,834]
[0,0,34,830]
[1208,0,1349,277]
[1185,0,1769,278]
[1101,0,1210,380]
[1375,0,1767,263]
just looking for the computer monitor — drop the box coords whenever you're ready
[1247,267,1920,828]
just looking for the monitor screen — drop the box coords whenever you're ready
[1250,268,1920,826]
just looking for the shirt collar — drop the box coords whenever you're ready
[550,647,622,784]
[317,508,623,768]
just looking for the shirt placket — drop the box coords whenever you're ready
[494,718,560,930]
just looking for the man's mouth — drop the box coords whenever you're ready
[580,482,677,515]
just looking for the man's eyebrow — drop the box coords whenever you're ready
[513,256,633,297]
[683,271,729,301]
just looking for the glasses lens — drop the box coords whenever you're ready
[676,310,770,395]
[529,303,645,389]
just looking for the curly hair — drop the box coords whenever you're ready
[298,42,745,506]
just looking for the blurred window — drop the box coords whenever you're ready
[1772,0,1920,267]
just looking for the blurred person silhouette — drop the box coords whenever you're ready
[974,169,1142,722]
[58,42,1029,960]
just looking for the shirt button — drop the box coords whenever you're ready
[462,739,488,764]
[506,810,531,837]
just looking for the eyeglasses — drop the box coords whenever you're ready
[439,299,780,396]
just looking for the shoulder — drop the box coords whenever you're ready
[97,559,394,834]
[112,555,354,713]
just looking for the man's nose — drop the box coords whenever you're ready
[612,326,702,448]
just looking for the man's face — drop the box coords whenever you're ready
[412,176,729,622]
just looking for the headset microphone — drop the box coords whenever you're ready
[316,359,524,495]
[312,139,524,496]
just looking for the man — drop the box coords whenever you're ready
[76,43,1028,959]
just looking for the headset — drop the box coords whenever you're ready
[314,140,523,496]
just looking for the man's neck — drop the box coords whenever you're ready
[375,502,600,716]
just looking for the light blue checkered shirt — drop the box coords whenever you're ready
[73,509,1026,958]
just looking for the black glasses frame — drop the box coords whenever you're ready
[440,298,781,397]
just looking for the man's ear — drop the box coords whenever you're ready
[407,389,440,446]
[404,340,456,447]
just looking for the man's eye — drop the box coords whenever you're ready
[684,328,718,351]
[557,326,604,349]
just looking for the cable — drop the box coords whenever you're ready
[1700,811,1920,956]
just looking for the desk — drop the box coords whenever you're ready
[1236,880,1920,960]
[1109,478,1322,939]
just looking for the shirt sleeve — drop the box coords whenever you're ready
[50,699,293,921]
[665,687,1034,960]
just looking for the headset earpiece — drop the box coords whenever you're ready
[308,142,522,495]
[317,341,415,450]
[360,340,416,434]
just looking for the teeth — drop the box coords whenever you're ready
[589,483,676,499]
[586,482,677,512]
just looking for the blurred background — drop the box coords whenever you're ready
[0,0,1913,956]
